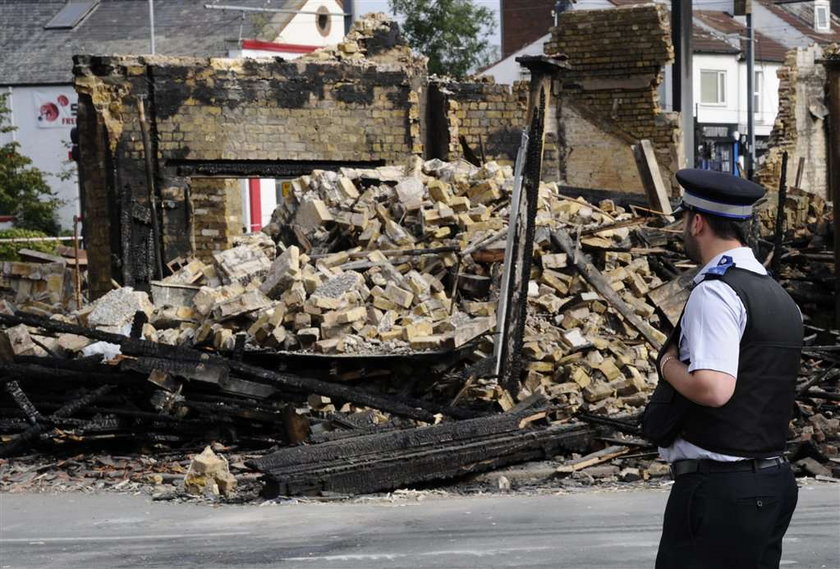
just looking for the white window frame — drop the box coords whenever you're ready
[815,4,830,32]
[700,70,727,106]
[754,70,763,121]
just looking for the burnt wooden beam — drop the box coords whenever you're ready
[0,385,114,457]
[3,380,42,425]
[498,56,568,393]
[250,411,592,497]
[0,312,475,423]
[170,159,386,178]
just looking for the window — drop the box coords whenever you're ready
[316,6,331,37]
[700,70,726,105]
[815,3,830,31]
[44,1,99,30]
[754,70,763,119]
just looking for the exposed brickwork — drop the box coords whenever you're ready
[74,9,685,296]
[545,5,681,193]
[755,45,829,198]
[430,79,562,179]
[75,54,426,297]
[149,58,424,162]
[190,178,244,260]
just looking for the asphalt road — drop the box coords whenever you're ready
[1,483,838,569]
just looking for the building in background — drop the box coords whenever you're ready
[489,0,837,177]
[0,0,346,233]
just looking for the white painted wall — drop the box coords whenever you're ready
[480,34,549,85]
[229,0,346,59]
[737,60,781,137]
[693,53,741,127]
[274,0,345,49]
[691,54,780,137]
[0,85,79,231]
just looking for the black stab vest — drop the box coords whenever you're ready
[678,267,804,458]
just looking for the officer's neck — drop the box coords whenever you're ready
[699,239,745,266]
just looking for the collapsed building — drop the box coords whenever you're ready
[0,10,838,497]
[72,6,683,297]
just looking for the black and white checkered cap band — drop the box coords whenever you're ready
[682,191,754,219]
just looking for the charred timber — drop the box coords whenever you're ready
[250,411,592,497]
[0,311,475,423]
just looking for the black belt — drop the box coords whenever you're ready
[670,457,787,479]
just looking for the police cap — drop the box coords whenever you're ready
[674,169,765,220]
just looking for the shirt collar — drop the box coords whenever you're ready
[692,246,766,285]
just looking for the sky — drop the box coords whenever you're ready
[350,0,503,47]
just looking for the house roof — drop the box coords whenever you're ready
[0,0,311,85]
[694,10,789,62]
[760,0,840,44]
[607,2,789,61]
[693,27,741,55]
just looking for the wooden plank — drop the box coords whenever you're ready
[17,249,66,264]
[647,268,699,327]
[556,445,630,473]
[250,413,592,497]
[633,139,673,216]
[551,228,666,350]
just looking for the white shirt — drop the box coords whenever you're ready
[659,247,767,463]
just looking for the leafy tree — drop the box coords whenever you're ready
[0,228,56,261]
[0,94,61,235]
[389,0,497,78]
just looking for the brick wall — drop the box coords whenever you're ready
[190,178,244,260]
[755,45,829,198]
[545,5,681,193]
[75,54,426,297]
[74,9,685,296]
[430,79,561,180]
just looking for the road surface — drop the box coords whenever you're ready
[1,483,838,568]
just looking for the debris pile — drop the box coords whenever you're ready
[0,155,838,496]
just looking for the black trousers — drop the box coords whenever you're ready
[655,462,798,569]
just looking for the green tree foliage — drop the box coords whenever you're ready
[0,94,61,235]
[388,0,496,78]
[0,228,57,261]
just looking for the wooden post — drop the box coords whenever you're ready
[497,55,569,394]
[825,55,840,326]
[72,215,82,309]
[137,95,164,280]
[771,151,788,276]
[633,139,674,216]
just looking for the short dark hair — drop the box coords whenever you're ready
[688,210,751,244]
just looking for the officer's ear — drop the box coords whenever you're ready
[686,210,703,236]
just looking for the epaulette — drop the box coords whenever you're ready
[700,255,736,281]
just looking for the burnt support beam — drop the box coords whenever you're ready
[497,55,569,394]
[0,311,477,423]
[250,411,592,497]
[826,55,840,326]
[170,159,386,178]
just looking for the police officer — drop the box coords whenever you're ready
[649,169,803,569]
